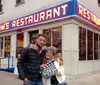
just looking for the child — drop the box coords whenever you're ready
[52,54,66,85]
[40,46,66,85]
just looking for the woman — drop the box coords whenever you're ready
[40,46,66,85]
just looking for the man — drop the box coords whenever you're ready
[17,34,46,85]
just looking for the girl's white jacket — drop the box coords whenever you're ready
[54,61,66,84]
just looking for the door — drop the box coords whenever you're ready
[29,30,39,44]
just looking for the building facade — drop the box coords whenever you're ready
[0,0,100,78]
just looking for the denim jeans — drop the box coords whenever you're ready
[23,79,43,85]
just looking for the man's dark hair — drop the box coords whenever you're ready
[36,34,46,39]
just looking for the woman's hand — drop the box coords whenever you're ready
[56,72,61,76]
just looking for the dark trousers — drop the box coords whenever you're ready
[51,76,67,85]
[51,76,59,85]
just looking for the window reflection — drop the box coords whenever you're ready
[16,33,24,58]
[4,36,11,57]
[0,37,3,57]
[94,33,98,60]
[43,27,62,54]
[43,29,51,47]
[79,27,100,60]
[53,28,62,53]
[79,27,86,60]
[87,30,93,60]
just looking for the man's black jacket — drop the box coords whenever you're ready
[17,45,46,81]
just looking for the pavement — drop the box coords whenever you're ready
[0,71,100,85]
[66,72,100,85]
[0,71,22,85]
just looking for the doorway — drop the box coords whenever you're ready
[29,30,39,44]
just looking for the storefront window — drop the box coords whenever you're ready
[43,27,62,54]
[94,33,99,60]
[87,30,93,60]
[0,37,3,57]
[4,36,11,57]
[79,27,100,61]
[43,29,51,47]
[79,27,86,60]
[53,28,62,53]
[16,33,24,58]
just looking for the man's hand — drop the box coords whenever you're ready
[23,78,28,84]
[40,64,46,68]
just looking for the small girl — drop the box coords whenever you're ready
[52,54,66,85]
[40,46,66,85]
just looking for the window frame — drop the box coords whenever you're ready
[15,0,25,6]
[98,0,100,6]
[0,0,3,14]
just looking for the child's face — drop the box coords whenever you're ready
[46,50,54,59]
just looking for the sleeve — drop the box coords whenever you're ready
[17,47,28,80]
[59,66,65,75]
[55,58,65,75]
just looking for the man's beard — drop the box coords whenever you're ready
[37,43,42,49]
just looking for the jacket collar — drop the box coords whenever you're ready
[28,44,47,53]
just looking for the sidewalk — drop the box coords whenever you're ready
[0,71,22,85]
[67,72,100,85]
[0,71,100,85]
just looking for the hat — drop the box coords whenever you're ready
[47,46,57,54]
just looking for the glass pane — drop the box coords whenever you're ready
[52,27,62,54]
[16,33,24,58]
[94,33,98,60]
[7,36,11,56]
[99,35,100,59]
[4,36,11,57]
[87,30,93,60]
[43,29,51,47]
[0,37,3,57]
[79,27,86,60]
